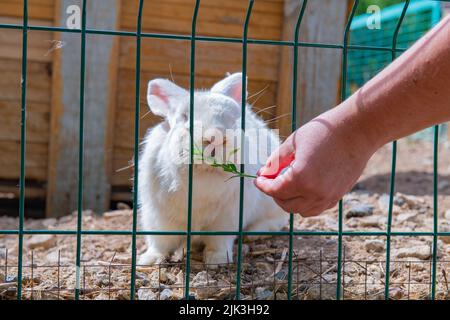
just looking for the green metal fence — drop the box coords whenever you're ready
[0,0,450,300]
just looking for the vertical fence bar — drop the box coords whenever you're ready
[184,0,201,300]
[384,0,409,300]
[431,124,439,299]
[74,0,87,301]
[235,0,254,300]
[336,0,358,300]
[130,0,145,300]
[16,0,28,301]
[287,0,308,300]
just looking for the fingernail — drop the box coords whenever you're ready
[259,168,278,179]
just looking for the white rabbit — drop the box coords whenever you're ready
[138,72,288,266]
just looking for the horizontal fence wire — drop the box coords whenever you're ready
[1,230,450,236]
[3,248,447,300]
[1,0,449,300]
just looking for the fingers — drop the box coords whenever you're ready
[258,133,296,179]
[254,166,299,200]
[275,197,336,217]
[273,197,309,214]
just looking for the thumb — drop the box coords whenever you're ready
[258,133,295,179]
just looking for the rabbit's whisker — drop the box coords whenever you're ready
[141,110,152,119]
[263,113,292,125]
[247,84,269,101]
[249,85,270,106]
[168,64,176,83]
[116,163,134,173]
[255,105,277,116]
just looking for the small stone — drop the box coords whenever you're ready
[117,202,131,210]
[400,194,426,208]
[346,204,374,218]
[191,271,218,299]
[444,209,450,221]
[365,240,384,253]
[360,216,384,228]
[390,287,403,300]
[393,193,406,206]
[41,218,57,228]
[95,274,110,287]
[378,194,401,214]
[378,194,390,211]
[438,180,450,191]
[28,235,56,250]
[159,268,169,283]
[138,289,157,300]
[396,245,431,260]
[396,211,417,224]
[103,210,128,219]
[159,288,173,300]
[255,287,272,300]
[45,250,60,264]
[191,271,209,286]
[114,254,131,264]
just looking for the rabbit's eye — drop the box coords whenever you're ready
[180,113,188,122]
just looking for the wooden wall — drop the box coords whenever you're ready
[0,0,56,201]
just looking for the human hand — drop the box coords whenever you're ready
[254,111,378,217]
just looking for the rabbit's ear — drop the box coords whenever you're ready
[211,72,247,105]
[147,79,187,117]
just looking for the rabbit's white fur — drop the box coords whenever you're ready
[138,73,288,266]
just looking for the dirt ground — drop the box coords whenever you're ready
[1,137,450,300]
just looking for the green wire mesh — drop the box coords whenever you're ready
[347,0,441,98]
[1,0,450,300]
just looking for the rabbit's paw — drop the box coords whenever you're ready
[138,249,166,266]
[203,249,232,268]
[171,246,186,262]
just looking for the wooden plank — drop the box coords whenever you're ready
[121,1,282,29]
[0,59,51,104]
[0,184,46,200]
[46,0,121,217]
[276,0,349,138]
[141,0,284,15]
[118,39,280,82]
[0,101,50,143]
[0,0,55,21]
[0,141,48,181]
[0,18,54,63]
[120,0,283,39]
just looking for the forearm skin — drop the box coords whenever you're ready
[323,15,450,152]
